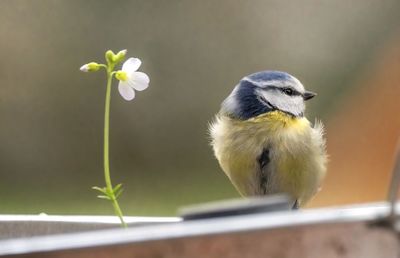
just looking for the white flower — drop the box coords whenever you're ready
[116,58,150,101]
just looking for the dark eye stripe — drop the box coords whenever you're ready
[282,87,302,96]
[283,88,293,95]
[266,85,301,96]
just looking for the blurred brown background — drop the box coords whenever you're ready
[0,1,399,215]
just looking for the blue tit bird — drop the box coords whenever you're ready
[209,71,327,209]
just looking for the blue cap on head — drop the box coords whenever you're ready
[246,71,292,83]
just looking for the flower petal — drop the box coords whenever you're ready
[127,72,150,91]
[80,64,89,72]
[122,58,141,74]
[118,82,135,101]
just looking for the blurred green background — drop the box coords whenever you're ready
[1,0,400,216]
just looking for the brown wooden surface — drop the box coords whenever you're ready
[8,222,399,258]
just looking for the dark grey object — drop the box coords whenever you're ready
[179,195,291,220]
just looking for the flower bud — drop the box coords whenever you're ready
[105,50,116,64]
[80,62,100,72]
[114,49,127,63]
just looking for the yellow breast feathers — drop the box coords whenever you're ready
[210,110,327,206]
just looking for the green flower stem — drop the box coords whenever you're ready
[104,68,127,228]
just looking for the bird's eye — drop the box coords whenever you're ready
[282,88,294,96]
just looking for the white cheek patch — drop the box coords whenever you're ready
[258,89,305,116]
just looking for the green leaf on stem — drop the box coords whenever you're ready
[92,186,108,195]
[97,195,111,200]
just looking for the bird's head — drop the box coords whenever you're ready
[221,71,316,119]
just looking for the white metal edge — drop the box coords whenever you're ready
[0,215,181,224]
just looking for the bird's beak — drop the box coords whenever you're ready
[303,91,317,101]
